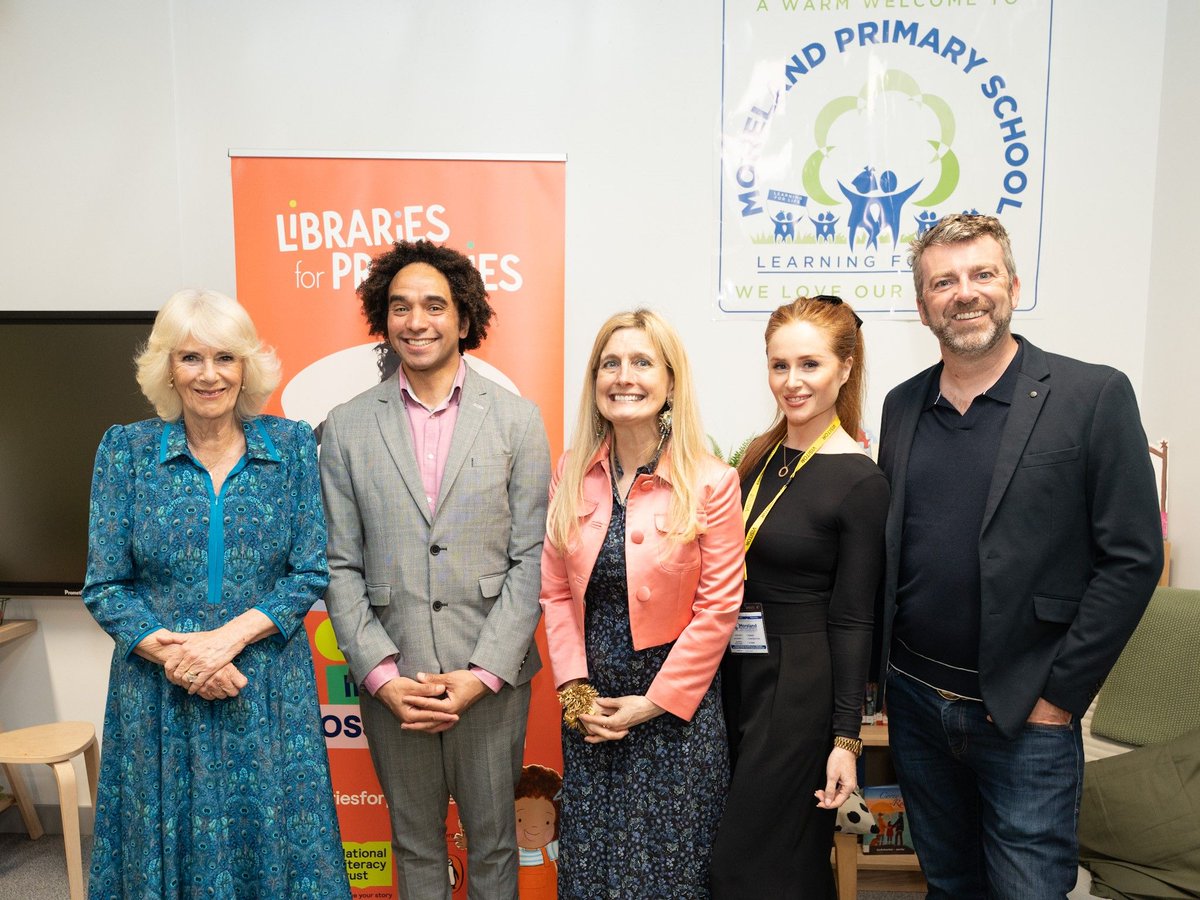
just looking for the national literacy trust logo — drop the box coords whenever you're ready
[720,3,1050,313]
[309,618,395,893]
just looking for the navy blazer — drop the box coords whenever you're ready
[876,337,1163,738]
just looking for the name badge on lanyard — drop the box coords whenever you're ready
[729,602,768,654]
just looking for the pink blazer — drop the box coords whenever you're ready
[539,443,745,720]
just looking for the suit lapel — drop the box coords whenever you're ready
[981,340,1051,534]
[373,380,433,526]
[885,367,936,552]
[436,367,491,514]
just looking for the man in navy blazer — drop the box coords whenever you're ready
[876,214,1162,899]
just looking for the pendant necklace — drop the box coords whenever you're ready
[777,445,801,478]
[611,431,668,508]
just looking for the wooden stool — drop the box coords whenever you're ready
[833,831,859,898]
[0,722,100,900]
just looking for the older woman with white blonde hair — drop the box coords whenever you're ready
[83,289,349,898]
[540,308,745,898]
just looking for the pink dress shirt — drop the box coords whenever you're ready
[361,359,503,696]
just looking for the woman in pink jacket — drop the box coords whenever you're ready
[540,309,745,898]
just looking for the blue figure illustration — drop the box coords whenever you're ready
[809,211,840,243]
[773,211,796,242]
[961,207,980,215]
[914,210,939,237]
[852,166,878,193]
[838,165,922,251]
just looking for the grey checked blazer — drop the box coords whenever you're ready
[320,366,550,688]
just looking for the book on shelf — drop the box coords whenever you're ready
[861,784,915,854]
[861,682,889,725]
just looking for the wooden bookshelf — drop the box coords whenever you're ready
[856,848,923,871]
[0,619,37,647]
[862,721,890,746]
[832,722,925,896]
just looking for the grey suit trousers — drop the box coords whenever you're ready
[359,684,531,900]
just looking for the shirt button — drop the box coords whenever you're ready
[432,600,444,611]
[430,545,443,555]
[630,530,644,544]
[636,586,651,602]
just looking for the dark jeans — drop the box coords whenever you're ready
[886,669,1083,899]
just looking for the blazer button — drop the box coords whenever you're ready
[630,530,644,544]
[432,600,444,611]
[636,586,651,602]
[430,544,443,555]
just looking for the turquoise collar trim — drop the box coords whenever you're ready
[158,418,281,465]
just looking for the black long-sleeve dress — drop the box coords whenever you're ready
[710,450,889,899]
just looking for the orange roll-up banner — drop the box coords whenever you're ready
[231,153,565,899]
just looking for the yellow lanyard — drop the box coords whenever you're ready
[741,417,841,580]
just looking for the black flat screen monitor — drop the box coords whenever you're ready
[0,312,156,596]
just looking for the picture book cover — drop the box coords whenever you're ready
[861,784,916,854]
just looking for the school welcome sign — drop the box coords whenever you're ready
[718,0,1052,316]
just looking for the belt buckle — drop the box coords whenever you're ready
[936,688,965,701]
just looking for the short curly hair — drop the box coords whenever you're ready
[136,289,281,421]
[357,241,494,351]
[515,764,562,841]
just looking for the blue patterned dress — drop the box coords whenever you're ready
[83,417,350,900]
[558,475,729,899]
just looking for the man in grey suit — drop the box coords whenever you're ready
[321,241,550,900]
[876,214,1162,899]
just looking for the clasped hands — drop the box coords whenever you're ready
[135,626,249,701]
[559,681,664,744]
[375,670,489,733]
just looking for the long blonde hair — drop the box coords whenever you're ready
[546,309,711,549]
[737,296,866,481]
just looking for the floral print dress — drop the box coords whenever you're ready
[558,476,729,899]
[83,417,349,899]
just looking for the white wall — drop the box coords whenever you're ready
[1142,0,1200,587]
[0,0,1192,814]
[0,1,183,305]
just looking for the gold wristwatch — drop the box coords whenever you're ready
[833,735,863,757]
